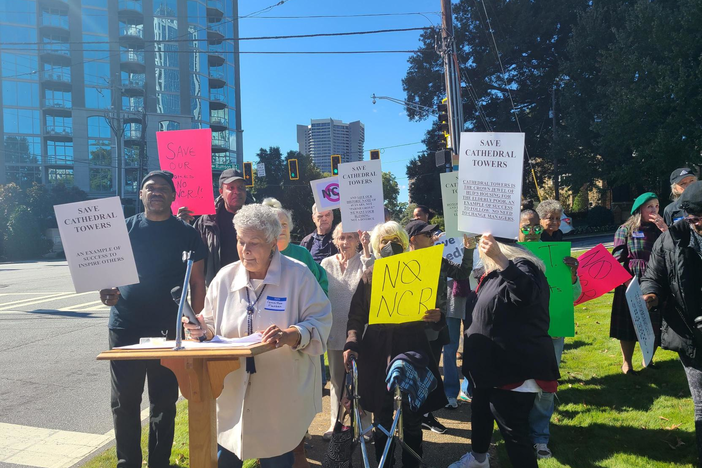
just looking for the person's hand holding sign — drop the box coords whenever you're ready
[176,206,194,224]
[479,233,509,270]
[99,288,120,306]
[463,234,478,250]
[422,308,442,323]
[358,230,372,257]
[563,256,579,284]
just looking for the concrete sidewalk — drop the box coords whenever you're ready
[303,387,500,468]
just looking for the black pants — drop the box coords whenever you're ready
[471,387,537,468]
[373,389,423,468]
[109,329,179,468]
[680,353,702,467]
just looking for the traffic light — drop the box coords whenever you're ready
[288,159,299,180]
[370,149,380,160]
[438,98,449,133]
[331,155,341,175]
[243,162,253,187]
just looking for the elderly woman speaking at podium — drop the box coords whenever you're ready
[184,204,332,468]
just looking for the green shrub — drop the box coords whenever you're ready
[5,206,52,260]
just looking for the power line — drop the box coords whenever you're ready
[0,27,431,47]
[0,10,441,19]
[0,48,430,55]
[240,0,295,18]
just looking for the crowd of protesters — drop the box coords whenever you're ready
[100,166,702,468]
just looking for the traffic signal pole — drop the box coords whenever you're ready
[440,0,464,169]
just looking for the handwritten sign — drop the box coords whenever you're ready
[310,176,341,211]
[625,278,655,367]
[338,159,385,232]
[574,244,632,305]
[369,245,444,325]
[458,132,525,239]
[54,197,139,293]
[520,242,575,337]
[156,128,216,216]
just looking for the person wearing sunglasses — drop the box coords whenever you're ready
[610,192,667,376]
[641,181,702,466]
[518,208,580,459]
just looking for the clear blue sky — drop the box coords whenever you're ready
[238,0,441,203]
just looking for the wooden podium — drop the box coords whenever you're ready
[97,343,273,468]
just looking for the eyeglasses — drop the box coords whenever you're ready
[520,225,544,235]
[685,216,702,226]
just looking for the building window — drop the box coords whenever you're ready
[88,139,112,166]
[44,89,72,109]
[156,92,179,114]
[1,52,37,79]
[124,146,140,167]
[48,168,74,186]
[154,0,177,15]
[46,141,74,165]
[6,165,42,188]
[89,168,113,192]
[4,136,41,164]
[85,87,111,109]
[87,116,112,138]
[158,120,180,132]
[3,109,40,134]
[122,96,144,112]
[2,81,39,107]
[45,115,72,134]
[125,168,139,193]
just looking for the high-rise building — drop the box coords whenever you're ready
[0,0,242,206]
[296,118,365,174]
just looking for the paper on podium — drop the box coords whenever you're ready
[116,333,263,350]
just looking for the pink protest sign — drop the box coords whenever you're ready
[156,128,216,216]
[575,244,632,305]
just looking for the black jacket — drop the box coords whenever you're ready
[641,221,702,361]
[663,199,686,227]
[463,258,560,388]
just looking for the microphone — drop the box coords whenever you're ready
[171,286,206,342]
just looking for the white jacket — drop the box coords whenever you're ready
[202,251,332,459]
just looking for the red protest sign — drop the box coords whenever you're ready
[575,243,632,305]
[156,128,216,216]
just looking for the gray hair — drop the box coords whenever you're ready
[536,199,563,219]
[332,223,359,247]
[233,204,282,244]
[479,242,546,275]
[262,198,294,231]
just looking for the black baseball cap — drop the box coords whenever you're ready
[680,181,702,215]
[141,170,175,192]
[404,220,437,239]
[671,167,694,185]
[219,168,245,186]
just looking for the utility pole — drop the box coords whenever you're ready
[551,86,559,201]
[136,108,148,213]
[104,107,124,201]
[440,0,464,166]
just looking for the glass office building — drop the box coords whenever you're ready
[0,0,243,202]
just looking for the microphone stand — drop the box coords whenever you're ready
[173,250,194,351]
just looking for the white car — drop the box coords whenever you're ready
[560,213,573,234]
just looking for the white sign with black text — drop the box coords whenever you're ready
[458,132,525,239]
[338,159,385,232]
[625,278,655,367]
[54,197,139,293]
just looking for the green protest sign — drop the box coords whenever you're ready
[519,242,575,337]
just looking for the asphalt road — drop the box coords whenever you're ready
[0,260,122,468]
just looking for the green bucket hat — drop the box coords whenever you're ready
[631,192,658,215]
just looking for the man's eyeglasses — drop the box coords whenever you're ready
[685,216,702,226]
[520,225,544,235]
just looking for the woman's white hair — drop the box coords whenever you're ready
[480,242,546,274]
[233,204,282,244]
[332,223,359,248]
[536,199,563,219]
[370,221,409,254]
[261,198,293,231]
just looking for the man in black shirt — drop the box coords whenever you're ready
[300,204,338,263]
[100,171,207,468]
[179,168,248,285]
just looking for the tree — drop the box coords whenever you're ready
[5,206,52,260]
[403,0,590,198]
[251,147,287,202]
[382,172,403,218]
[283,151,325,240]
[406,151,444,214]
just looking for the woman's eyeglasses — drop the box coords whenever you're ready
[520,225,544,235]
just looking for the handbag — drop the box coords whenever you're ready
[322,381,357,468]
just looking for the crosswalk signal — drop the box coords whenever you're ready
[288,159,299,180]
[370,149,380,160]
[243,162,253,187]
[331,155,341,175]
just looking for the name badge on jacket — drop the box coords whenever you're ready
[632,231,645,239]
[265,296,287,311]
